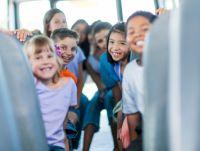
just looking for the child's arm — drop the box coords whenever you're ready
[64,137,70,151]
[77,63,84,105]
[85,60,105,91]
[68,78,79,124]
[112,84,122,103]
[126,113,140,141]
[112,84,123,133]
[0,28,14,35]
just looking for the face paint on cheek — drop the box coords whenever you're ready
[55,45,62,57]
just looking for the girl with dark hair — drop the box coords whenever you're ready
[82,21,117,151]
[122,11,157,151]
[99,22,133,150]
[71,19,90,59]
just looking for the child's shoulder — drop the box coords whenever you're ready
[60,77,76,87]
[123,60,140,78]
[60,69,77,84]
[124,60,136,72]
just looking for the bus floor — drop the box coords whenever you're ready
[75,76,114,151]
[75,110,114,151]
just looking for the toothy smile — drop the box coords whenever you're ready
[40,65,53,71]
[111,51,122,57]
[136,40,145,46]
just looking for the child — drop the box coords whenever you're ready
[106,22,131,82]
[51,28,78,82]
[14,8,67,42]
[16,8,89,149]
[71,19,90,59]
[83,21,118,151]
[51,27,89,149]
[24,35,77,151]
[122,11,157,150]
[43,9,67,38]
[43,9,86,102]
[44,9,88,149]
[51,28,79,125]
[100,22,133,149]
[71,19,90,84]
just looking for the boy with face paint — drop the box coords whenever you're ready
[51,28,78,84]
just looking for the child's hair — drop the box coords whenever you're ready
[51,28,79,43]
[43,8,65,37]
[106,22,130,64]
[71,19,90,59]
[93,21,112,37]
[88,20,101,36]
[126,11,157,32]
[71,19,89,32]
[24,35,61,83]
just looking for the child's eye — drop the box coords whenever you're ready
[55,20,60,24]
[48,54,53,58]
[120,42,127,45]
[97,39,103,44]
[71,47,77,52]
[142,27,150,32]
[109,40,114,44]
[63,20,66,24]
[60,45,67,51]
[128,31,135,36]
[35,56,41,60]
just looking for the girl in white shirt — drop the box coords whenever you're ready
[122,11,157,150]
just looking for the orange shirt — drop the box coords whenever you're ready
[60,69,77,84]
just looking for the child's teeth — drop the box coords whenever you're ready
[136,41,144,46]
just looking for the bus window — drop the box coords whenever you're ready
[56,0,118,27]
[0,0,8,29]
[19,0,50,31]
[175,0,180,7]
[165,0,179,9]
[157,0,179,9]
[121,0,155,22]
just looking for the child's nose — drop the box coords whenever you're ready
[61,24,65,28]
[113,43,120,50]
[134,30,142,37]
[62,50,72,56]
[59,23,66,29]
[102,39,107,46]
[43,58,49,64]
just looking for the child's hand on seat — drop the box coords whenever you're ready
[14,28,33,42]
[156,8,168,15]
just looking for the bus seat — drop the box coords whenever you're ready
[143,12,171,151]
[0,33,48,151]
